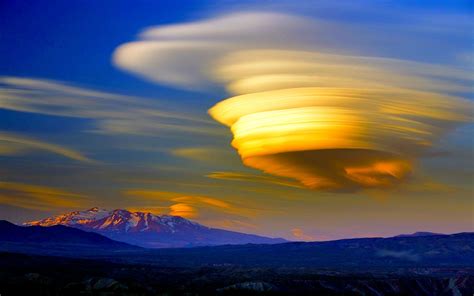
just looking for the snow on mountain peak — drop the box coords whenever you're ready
[22,207,286,248]
[24,207,111,227]
[24,207,201,233]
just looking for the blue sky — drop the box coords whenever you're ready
[0,0,472,240]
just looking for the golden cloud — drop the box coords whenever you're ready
[209,50,471,190]
[124,189,259,229]
[209,86,470,190]
[207,171,303,188]
[169,203,198,218]
[170,147,237,165]
[126,206,169,215]
[291,228,314,241]
[115,12,473,191]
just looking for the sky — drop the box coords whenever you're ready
[0,0,472,241]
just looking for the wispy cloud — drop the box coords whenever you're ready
[207,171,303,188]
[125,189,254,215]
[0,181,89,211]
[291,228,314,241]
[170,147,238,165]
[123,189,259,230]
[169,203,198,218]
[0,132,93,163]
[127,203,256,230]
[0,76,220,137]
[114,12,313,90]
[114,11,472,91]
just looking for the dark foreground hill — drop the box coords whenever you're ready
[0,252,472,296]
[0,220,137,253]
[1,223,473,295]
[1,220,473,269]
[108,232,474,269]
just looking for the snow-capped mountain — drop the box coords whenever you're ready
[26,207,199,233]
[25,207,111,227]
[25,208,286,248]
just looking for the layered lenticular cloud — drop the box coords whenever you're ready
[114,12,472,191]
[210,86,470,190]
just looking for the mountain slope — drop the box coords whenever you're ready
[3,218,473,269]
[0,220,137,252]
[138,232,474,268]
[395,231,443,237]
[24,208,287,248]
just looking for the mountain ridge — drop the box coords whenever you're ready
[24,207,287,248]
[3,219,472,269]
[0,220,137,250]
[394,231,443,237]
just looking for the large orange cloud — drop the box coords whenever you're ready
[114,12,472,191]
[209,86,470,190]
[207,49,471,190]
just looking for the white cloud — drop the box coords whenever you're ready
[0,76,220,136]
[113,12,316,89]
[0,132,93,163]
[113,12,472,191]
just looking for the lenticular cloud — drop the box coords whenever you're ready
[209,86,469,190]
[114,12,472,191]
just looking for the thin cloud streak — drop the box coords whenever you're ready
[291,228,314,241]
[207,171,303,189]
[0,181,89,211]
[124,189,261,230]
[0,132,93,163]
[0,76,221,137]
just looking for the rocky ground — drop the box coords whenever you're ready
[1,252,473,296]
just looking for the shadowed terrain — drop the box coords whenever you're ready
[0,222,473,295]
[0,252,472,296]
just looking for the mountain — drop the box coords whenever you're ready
[394,231,443,237]
[5,220,472,269]
[0,220,137,253]
[2,219,472,295]
[135,232,474,268]
[3,218,473,268]
[24,207,287,248]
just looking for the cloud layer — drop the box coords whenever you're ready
[115,12,472,191]
[0,181,89,211]
[0,76,219,137]
[210,87,470,190]
[0,132,93,163]
[124,189,258,231]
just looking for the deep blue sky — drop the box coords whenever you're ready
[1,0,471,92]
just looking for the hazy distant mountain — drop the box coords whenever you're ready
[0,220,136,251]
[139,232,474,268]
[24,207,286,248]
[6,219,474,269]
[394,231,443,238]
